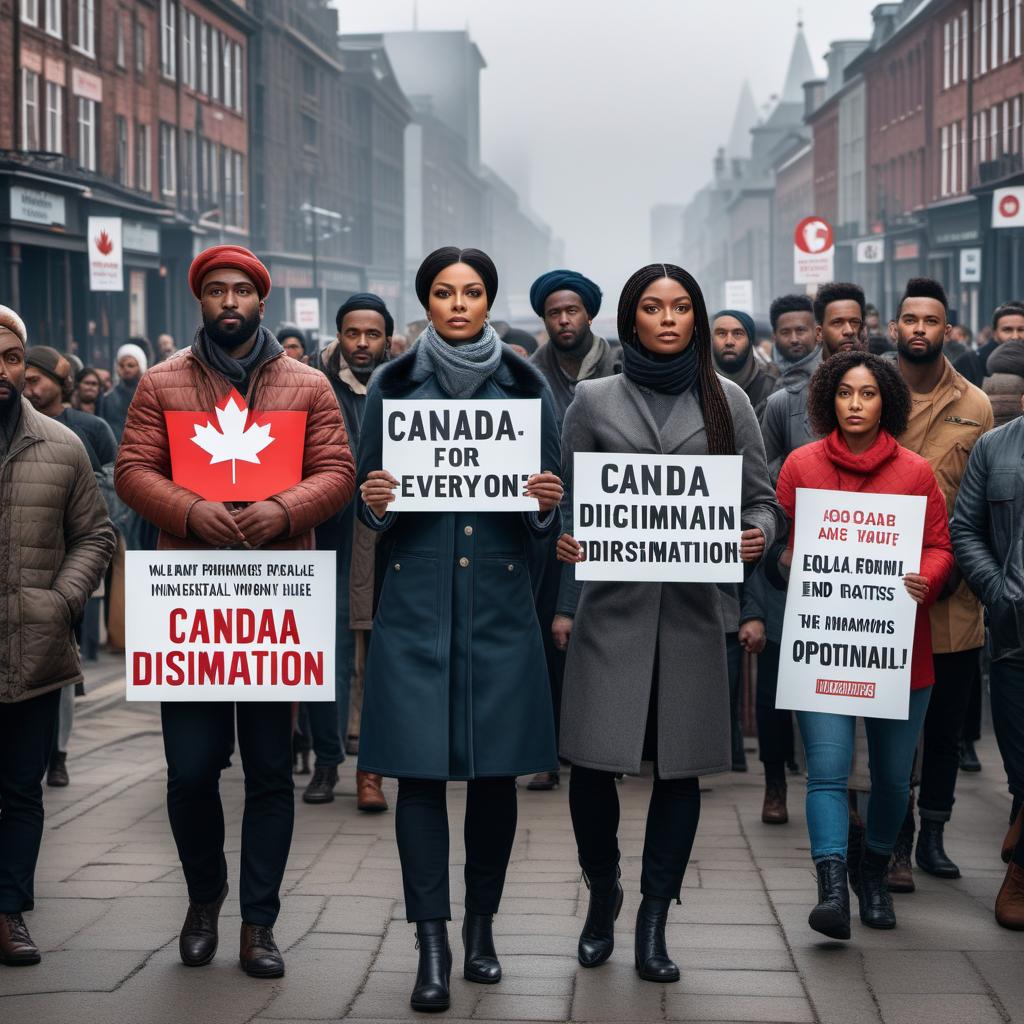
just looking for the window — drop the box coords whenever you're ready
[199,22,209,94]
[75,96,96,170]
[944,20,952,89]
[992,0,1000,66]
[1017,0,1023,58]
[45,0,61,37]
[21,0,39,26]
[991,102,1001,158]
[962,118,969,189]
[952,120,961,192]
[233,43,243,112]
[210,31,221,103]
[223,37,233,109]
[116,13,126,68]
[115,115,129,185]
[961,11,970,78]
[233,151,244,227]
[45,81,63,153]
[979,0,989,75]
[941,125,950,195]
[159,123,177,197]
[134,18,147,73]
[72,0,94,57]
[1004,99,1012,153]
[136,123,151,191]
[160,0,176,79]
[182,13,196,89]
[21,69,40,151]
[1004,0,1013,62]
[224,151,234,225]
[1014,96,1023,154]
[952,17,961,85]
[182,129,195,207]
[301,114,318,150]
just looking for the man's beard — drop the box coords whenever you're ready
[0,379,23,416]
[714,343,750,372]
[204,310,261,350]
[897,337,944,364]
[551,326,592,358]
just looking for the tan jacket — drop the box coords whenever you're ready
[2,400,116,702]
[897,358,993,653]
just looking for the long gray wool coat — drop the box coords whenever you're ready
[556,374,784,779]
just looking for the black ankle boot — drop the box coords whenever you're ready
[634,896,680,982]
[410,920,452,1013]
[577,873,623,968]
[462,912,501,983]
[808,857,851,940]
[915,818,961,879]
[858,849,896,929]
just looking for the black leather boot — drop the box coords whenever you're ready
[634,896,680,982]
[858,849,896,929]
[179,883,228,966]
[915,818,961,878]
[577,872,623,968]
[959,739,981,772]
[808,857,851,940]
[410,920,452,1013]
[462,912,501,983]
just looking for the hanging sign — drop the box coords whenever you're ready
[88,216,124,292]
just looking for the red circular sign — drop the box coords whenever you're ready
[794,216,834,255]
[999,194,1021,219]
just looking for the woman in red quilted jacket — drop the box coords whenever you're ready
[776,351,952,940]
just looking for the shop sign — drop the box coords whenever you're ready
[10,186,66,227]
[856,240,885,264]
[960,248,982,283]
[123,221,160,254]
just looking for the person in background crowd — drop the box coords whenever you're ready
[865,303,881,334]
[71,367,104,417]
[389,333,409,357]
[886,279,992,888]
[156,333,177,363]
[101,342,148,444]
[527,269,621,792]
[115,245,355,979]
[946,324,985,387]
[302,294,393,813]
[984,315,1024,427]
[815,281,868,358]
[554,264,782,982]
[95,367,113,394]
[0,306,115,967]
[277,325,308,363]
[978,306,1024,372]
[356,247,563,1012]
[868,334,895,355]
[951,396,1024,929]
[776,351,952,939]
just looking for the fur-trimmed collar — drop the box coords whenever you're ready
[374,342,549,398]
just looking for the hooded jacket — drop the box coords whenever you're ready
[983,339,1024,427]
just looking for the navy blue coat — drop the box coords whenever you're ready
[355,345,561,780]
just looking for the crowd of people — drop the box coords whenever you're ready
[0,242,1022,1015]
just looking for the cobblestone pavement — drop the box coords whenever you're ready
[2,653,1023,1024]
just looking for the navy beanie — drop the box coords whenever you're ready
[529,270,602,319]
[336,292,394,338]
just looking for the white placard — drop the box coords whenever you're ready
[382,399,541,511]
[776,488,926,721]
[87,216,123,292]
[294,297,320,330]
[723,280,754,313]
[125,551,336,702]
[960,247,982,283]
[573,453,744,582]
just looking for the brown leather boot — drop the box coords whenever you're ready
[995,862,1024,930]
[239,923,284,978]
[0,913,41,966]
[761,779,788,824]
[179,883,228,966]
[1002,808,1022,864]
[356,771,388,812]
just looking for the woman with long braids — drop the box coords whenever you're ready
[554,264,783,981]
[356,247,563,1013]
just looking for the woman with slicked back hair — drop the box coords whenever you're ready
[554,264,784,983]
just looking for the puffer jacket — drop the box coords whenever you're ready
[115,341,355,550]
[2,399,116,703]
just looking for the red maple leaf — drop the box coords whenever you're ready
[95,230,114,255]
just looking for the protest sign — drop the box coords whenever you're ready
[126,550,335,702]
[572,453,743,582]
[776,488,926,720]
[382,399,541,511]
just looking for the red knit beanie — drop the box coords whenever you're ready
[188,245,272,300]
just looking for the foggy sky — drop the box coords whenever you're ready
[331,0,880,304]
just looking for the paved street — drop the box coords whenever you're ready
[1,654,1023,1024]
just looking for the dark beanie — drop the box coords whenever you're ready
[712,309,756,346]
[335,292,395,337]
[414,247,498,310]
[530,270,602,318]
[26,345,73,386]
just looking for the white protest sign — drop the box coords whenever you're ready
[382,399,541,511]
[573,453,744,582]
[776,488,926,720]
[88,216,124,292]
[125,550,336,702]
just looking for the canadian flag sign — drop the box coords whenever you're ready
[992,187,1024,228]
[165,390,307,501]
[87,216,123,292]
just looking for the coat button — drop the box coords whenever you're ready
[459,557,470,568]
[507,564,515,572]
[393,563,401,571]
[464,525,473,536]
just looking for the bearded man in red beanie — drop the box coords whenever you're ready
[115,245,354,978]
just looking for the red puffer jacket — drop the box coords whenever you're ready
[115,346,354,550]
[776,429,953,690]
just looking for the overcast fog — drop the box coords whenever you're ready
[331,0,881,305]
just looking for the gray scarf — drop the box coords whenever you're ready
[773,344,822,392]
[194,325,283,396]
[413,321,503,398]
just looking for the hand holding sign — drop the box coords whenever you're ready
[234,501,289,548]
[361,470,399,519]
[189,500,245,547]
[903,573,930,604]
[557,533,584,564]
[740,528,766,563]
[525,471,563,513]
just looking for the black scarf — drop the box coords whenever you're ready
[622,339,699,395]
[193,325,283,395]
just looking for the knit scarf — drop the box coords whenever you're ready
[622,339,699,395]
[822,428,898,476]
[194,325,283,395]
[413,321,502,398]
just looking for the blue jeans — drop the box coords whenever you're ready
[797,686,931,860]
[306,563,356,769]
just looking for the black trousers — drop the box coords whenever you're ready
[161,702,294,926]
[989,653,1024,803]
[963,665,983,743]
[919,648,981,821]
[755,641,795,768]
[568,765,701,901]
[532,541,566,745]
[0,688,60,913]
[395,776,517,922]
